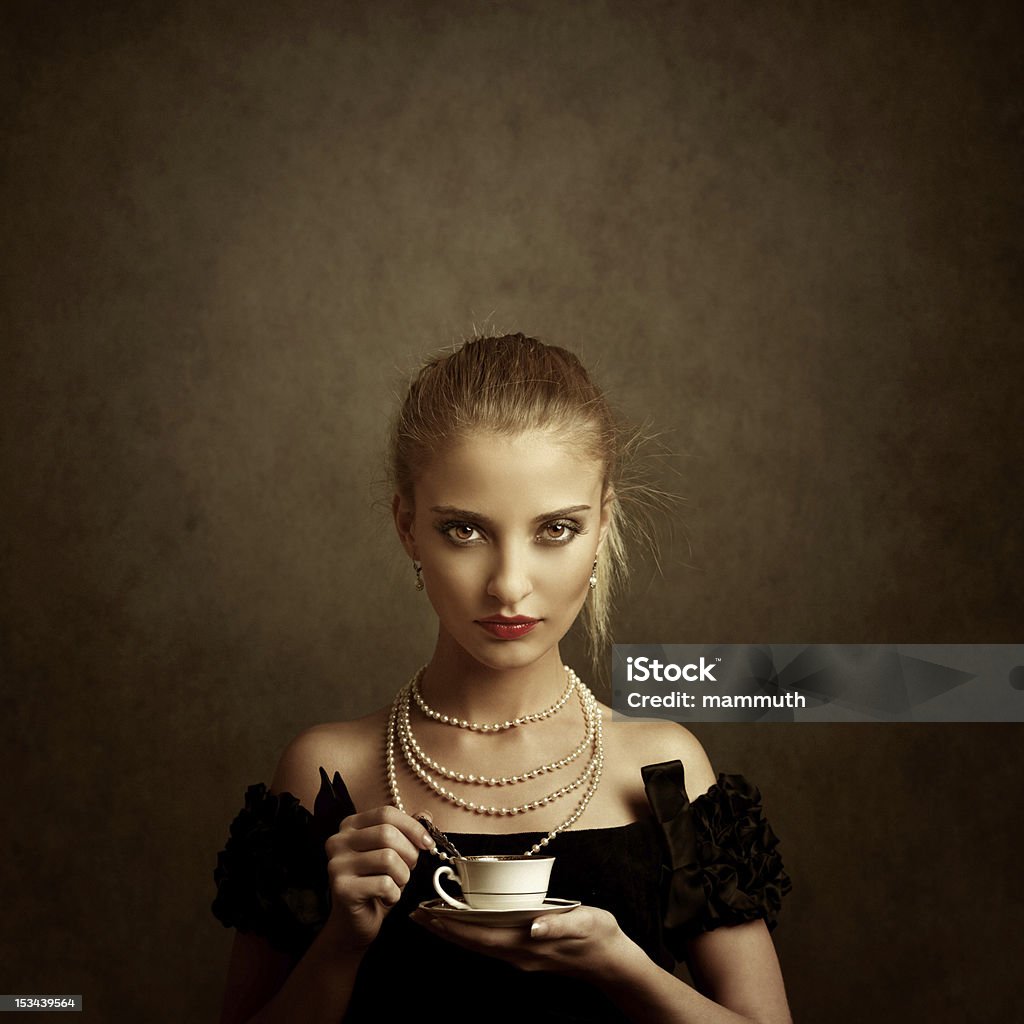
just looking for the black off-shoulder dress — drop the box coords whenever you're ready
[212,760,789,1023]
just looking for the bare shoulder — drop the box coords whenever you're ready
[602,709,718,804]
[270,706,391,812]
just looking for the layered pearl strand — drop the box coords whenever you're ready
[400,673,595,787]
[411,667,577,731]
[395,687,599,814]
[386,664,605,858]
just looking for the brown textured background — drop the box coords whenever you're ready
[2,2,1022,1021]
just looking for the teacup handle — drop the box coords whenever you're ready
[432,865,473,910]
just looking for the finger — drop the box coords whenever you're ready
[329,821,434,867]
[326,847,413,900]
[414,916,558,972]
[333,872,403,909]
[345,847,413,889]
[529,906,604,941]
[335,822,425,868]
[339,806,435,851]
[420,916,529,953]
[528,906,595,940]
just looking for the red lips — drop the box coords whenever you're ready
[476,616,540,640]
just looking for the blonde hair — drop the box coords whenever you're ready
[390,333,657,665]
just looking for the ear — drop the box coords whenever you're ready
[392,492,418,559]
[596,486,615,553]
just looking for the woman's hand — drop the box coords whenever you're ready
[320,806,435,952]
[410,905,637,980]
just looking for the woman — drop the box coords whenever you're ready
[213,334,792,1023]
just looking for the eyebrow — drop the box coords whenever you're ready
[429,504,592,528]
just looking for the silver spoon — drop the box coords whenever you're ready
[415,814,462,858]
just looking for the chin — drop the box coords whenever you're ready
[463,637,552,673]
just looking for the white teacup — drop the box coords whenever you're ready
[432,855,555,911]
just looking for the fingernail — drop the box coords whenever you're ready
[420,833,435,850]
[530,920,549,939]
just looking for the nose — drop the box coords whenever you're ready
[486,543,534,608]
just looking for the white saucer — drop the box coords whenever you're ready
[417,897,581,927]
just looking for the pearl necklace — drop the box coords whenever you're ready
[399,669,596,786]
[411,665,577,731]
[396,686,599,814]
[385,665,605,858]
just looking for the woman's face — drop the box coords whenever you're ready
[394,429,610,673]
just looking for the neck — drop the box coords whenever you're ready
[416,633,571,724]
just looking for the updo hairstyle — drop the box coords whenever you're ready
[389,333,652,662]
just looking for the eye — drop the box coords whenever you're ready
[539,519,583,545]
[438,521,484,545]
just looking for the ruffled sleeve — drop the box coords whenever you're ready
[211,767,356,955]
[642,760,790,959]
